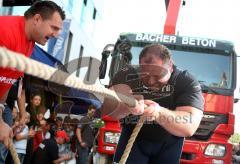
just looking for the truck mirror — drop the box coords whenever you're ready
[99,54,108,79]
[99,44,114,79]
[234,98,239,103]
[99,51,110,79]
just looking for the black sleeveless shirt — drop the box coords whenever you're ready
[111,65,204,142]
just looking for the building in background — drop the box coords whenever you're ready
[0,0,105,84]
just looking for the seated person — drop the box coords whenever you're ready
[32,130,71,164]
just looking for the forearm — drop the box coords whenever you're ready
[76,128,83,143]
[15,133,28,140]
[0,90,8,121]
[0,108,3,122]
[17,89,26,118]
[102,84,134,120]
[53,156,67,164]
[155,107,202,137]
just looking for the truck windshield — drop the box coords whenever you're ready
[127,46,233,90]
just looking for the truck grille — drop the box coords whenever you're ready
[187,112,227,141]
[181,152,196,160]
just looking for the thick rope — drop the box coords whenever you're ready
[9,140,20,164]
[119,116,145,164]
[0,47,138,107]
[0,47,143,164]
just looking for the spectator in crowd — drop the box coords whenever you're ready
[61,116,72,154]
[44,119,51,139]
[50,116,63,138]
[32,130,71,164]
[76,105,97,164]
[233,143,240,163]
[69,118,79,154]
[26,93,42,127]
[12,106,19,122]
[45,119,56,139]
[24,100,45,164]
[11,107,20,136]
[36,106,47,129]
[49,111,57,122]
[33,118,51,152]
[68,121,75,139]
[63,116,71,133]
[23,106,46,163]
[56,116,63,130]
[13,112,35,163]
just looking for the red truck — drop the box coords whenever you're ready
[96,32,237,164]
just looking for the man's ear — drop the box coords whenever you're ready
[169,59,174,72]
[32,14,42,25]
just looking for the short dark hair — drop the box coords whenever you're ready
[63,116,71,124]
[56,116,63,121]
[88,105,96,110]
[24,1,65,20]
[139,44,172,63]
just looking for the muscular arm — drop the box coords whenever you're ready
[152,105,203,137]
[101,96,130,120]
[76,127,88,148]
[102,84,132,120]
[150,70,204,137]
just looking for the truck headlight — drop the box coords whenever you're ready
[104,132,120,144]
[204,144,226,157]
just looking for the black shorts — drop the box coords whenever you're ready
[113,127,184,164]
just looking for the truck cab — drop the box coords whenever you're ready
[98,32,237,163]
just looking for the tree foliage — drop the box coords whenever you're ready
[230,133,240,143]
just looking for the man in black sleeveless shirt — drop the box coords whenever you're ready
[102,44,204,164]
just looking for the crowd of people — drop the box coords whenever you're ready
[8,93,98,164]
